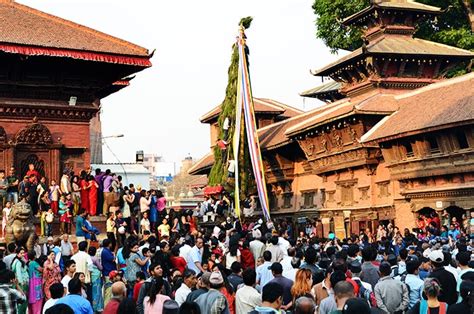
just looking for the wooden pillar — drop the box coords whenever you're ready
[49,148,61,181]
[334,215,346,240]
[321,217,331,237]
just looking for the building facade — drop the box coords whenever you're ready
[0,0,151,179]
[191,0,473,238]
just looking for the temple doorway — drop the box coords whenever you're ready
[445,205,466,225]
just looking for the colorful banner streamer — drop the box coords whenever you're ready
[235,26,271,222]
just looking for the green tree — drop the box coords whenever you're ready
[312,0,474,53]
[208,17,254,199]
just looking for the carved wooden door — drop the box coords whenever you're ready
[16,152,47,179]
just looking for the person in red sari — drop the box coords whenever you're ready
[79,174,90,213]
[87,175,99,216]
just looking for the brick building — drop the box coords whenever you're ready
[190,0,473,238]
[0,0,151,179]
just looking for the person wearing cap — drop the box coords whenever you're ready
[374,262,409,313]
[175,269,197,306]
[195,271,229,314]
[186,271,211,303]
[427,250,458,305]
[236,268,261,314]
[267,262,293,308]
[402,259,424,310]
[349,261,372,293]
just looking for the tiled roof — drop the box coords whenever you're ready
[343,0,441,25]
[361,73,474,142]
[0,1,149,57]
[311,36,474,77]
[200,98,303,123]
[187,152,214,175]
[285,92,399,137]
[300,81,342,98]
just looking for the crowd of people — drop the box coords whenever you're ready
[0,164,473,314]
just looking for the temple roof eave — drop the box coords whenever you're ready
[311,37,474,78]
[342,1,442,26]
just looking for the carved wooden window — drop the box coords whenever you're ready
[327,191,335,203]
[301,191,316,208]
[359,187,370,200]
[340,185,354,206]
[455,131,469,149]
[427,135,440,154]
[377,181,391,198]
[282,193,293,208]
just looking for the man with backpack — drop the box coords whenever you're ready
[349,261,376,307]
[401,259,423,310]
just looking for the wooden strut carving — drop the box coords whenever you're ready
[0,126,6,143]
[13,120,53,145]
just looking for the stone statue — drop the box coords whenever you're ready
[5,199,36,251]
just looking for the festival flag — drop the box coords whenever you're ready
[234,25,271,222]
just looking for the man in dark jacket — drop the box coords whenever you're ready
[427,250,458,305]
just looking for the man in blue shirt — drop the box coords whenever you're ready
[101,239,116,277]
[75,210,88,242]
[56,278,93,314]
[256,251,274,290]
[402,259,424,310]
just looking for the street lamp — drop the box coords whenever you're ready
[101,134,128,183]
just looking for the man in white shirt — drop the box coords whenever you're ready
[280,247,296,273]
[186,238,204,274]
[3,242,17,270]
[236,268,262,314]
[278,231,290,257]
[71,241,92,285]
[175,269,197,306]
[249,230,266,267]
[179,237,192,259]
[60,171,71,195]
[61,260,76,294]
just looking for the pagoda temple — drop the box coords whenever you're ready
[0,0,151,179]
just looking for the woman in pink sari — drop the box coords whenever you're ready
[42,250,62,300]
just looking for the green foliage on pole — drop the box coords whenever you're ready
[208,17,255,200]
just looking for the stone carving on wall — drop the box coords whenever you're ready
[13,119,53,145]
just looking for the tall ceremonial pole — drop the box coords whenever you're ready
[234,24,271,222]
